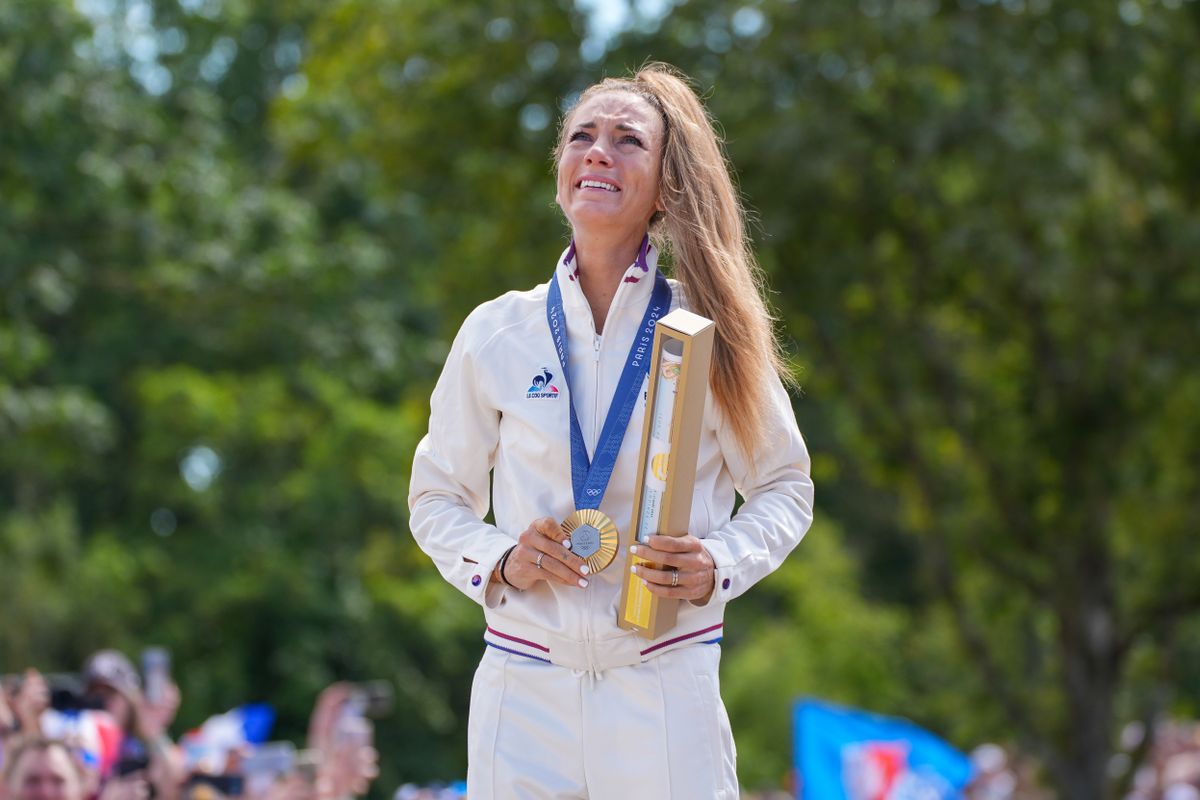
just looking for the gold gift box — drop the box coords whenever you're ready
[617,307,715,639]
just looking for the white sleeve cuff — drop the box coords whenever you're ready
[695,537,737,606]
[465,536,519,608]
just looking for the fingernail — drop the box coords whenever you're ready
[631,565,639,574]
[641,578,648,587]
[580,565,590,575]
[578,578,589,588]
[629,545,639,555]
[563,539,573,550]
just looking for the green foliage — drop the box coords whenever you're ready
[599,1,1200,795]
[722,518,910,788]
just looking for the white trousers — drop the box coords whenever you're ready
[466,643,738,799]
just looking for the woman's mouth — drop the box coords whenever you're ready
[578,179,620,192]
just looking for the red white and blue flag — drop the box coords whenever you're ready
[180,703,275,773]
[794,699,974,800]
[40,709,124,777]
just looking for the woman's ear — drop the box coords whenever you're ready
[650,192,667,225]
[649,193,666,225]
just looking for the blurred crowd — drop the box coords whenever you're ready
[390,785,464,800]
[0,651,378,800]
[1121,720,1200,800]
[11,651,1200,800]
[964,742,1052,799]
[966,721,1200,800]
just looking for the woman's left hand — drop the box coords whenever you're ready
[629,535,716,604]
[135,679,181,741]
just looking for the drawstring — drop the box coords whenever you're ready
[571,665,604,686]
[568,632,605,685]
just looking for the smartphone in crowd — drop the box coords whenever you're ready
[241,741,295,777]
[333,682,389,750]
[294,749,322,786]
[242,741,296,797]
[114,754,152,778]
[350,680,393,719]
[141,648,171,705]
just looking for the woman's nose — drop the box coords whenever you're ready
[585,140,612,165]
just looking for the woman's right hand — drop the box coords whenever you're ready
[502,517,591,590]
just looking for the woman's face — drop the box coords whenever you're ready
[9,748,84,800]
[86,684,133,730]
[555,90,665,240]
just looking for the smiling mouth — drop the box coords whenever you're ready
[578,179,620,192]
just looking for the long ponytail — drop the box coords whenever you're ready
[557,63,793,457]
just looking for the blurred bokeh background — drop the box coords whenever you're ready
[2,0,1199,797]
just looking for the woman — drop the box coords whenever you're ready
[2,739,88,800]
[78,651,184,800]
[408,63,814,799]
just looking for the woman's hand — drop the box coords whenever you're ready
[306,682,353,752]
[630,535,716,604]
[304,683,379,799]
[135,680,181,741]
[325,731,379,800]
[501,517,591,591]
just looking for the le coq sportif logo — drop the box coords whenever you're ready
[526,368,560,399]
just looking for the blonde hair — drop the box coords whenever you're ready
[2,738,84,789]
[556,63,792,457]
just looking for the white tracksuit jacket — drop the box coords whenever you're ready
[408,244,814,670]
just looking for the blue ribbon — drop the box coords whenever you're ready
[546,241,671,511]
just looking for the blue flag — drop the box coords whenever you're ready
[794,698,974,800]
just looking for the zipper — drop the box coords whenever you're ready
[580,265,638,655]
[589,273,636,449]
[591,332,603,448]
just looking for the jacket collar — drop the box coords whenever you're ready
[553,235,659,312]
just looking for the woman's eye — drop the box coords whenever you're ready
[569,131,592,142]
[621,135,643,147]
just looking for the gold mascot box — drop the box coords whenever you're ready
[618,307,715,639]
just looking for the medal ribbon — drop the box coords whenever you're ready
[546,239,671,512]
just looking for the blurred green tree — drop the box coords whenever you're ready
[602,0,1200,796]
[0,0,478,786]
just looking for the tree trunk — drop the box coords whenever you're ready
[1051,545,1120,800]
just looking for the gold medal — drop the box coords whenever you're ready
[560,509,619,574]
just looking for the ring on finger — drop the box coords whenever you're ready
[535,552,545,569]
[671,567,679,588]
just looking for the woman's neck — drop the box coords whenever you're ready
[572,229,646,335]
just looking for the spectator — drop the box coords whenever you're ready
[1,738,85,800]
[79,652,185,800]
[3,672,50,742]
[1,672,53,780]
[5,660,379,800]
[304,685,378,800]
